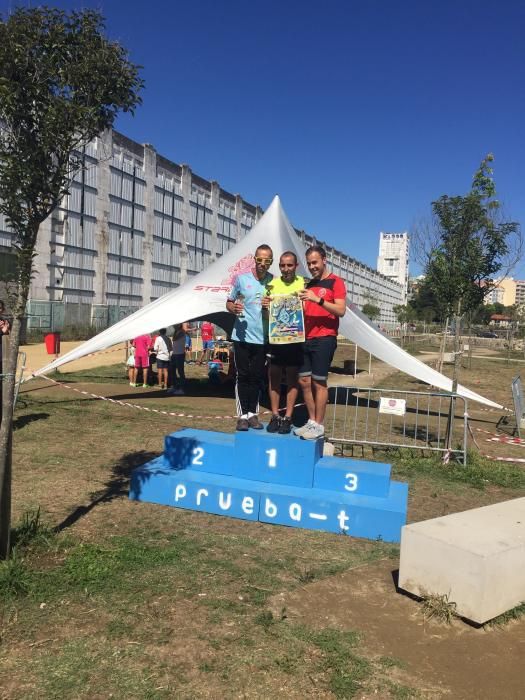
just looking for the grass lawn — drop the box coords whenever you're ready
[1,350,525,699]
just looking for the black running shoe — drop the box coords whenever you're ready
[267,414,281,433]
[278,417,292,434]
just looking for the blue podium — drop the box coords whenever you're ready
[129,427,408,543]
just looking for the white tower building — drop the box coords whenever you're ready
[377,231,409,302]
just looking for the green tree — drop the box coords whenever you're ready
[362,303,381,320]
[393,304,416,325]
[409,278,443,323]
[0,7,143,558]
[471,302,505,325]
[425,155,519,323]
[421,155,520,450]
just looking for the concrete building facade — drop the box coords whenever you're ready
[484,278,517,306]
[515,280,525,306]
[0,129,404,328]
[377,231,409,301]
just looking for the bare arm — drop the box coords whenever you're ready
[298,290,346,317]
[226,299,244,315]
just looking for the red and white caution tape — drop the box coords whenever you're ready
[33,374,303,421]
[481,454,525,464]
[83,344,127,358]
[486,436,525,447]
[475,427,525,445]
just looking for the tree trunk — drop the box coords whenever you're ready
[438,316,449,375]
[451,307,461,394]
[0,258,33,559]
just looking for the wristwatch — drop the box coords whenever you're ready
[318,297,325,307]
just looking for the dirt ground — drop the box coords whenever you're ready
[20,340,127,378]
[269,559,525,699]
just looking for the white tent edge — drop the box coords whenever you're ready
[28,195,503,409]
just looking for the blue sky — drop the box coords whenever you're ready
[3,0,524,275]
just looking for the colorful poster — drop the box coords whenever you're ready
[268,294,305,344]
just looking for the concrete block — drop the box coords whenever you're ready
[398,497,525,624]
[314,456,391,498]
[234,426,321,487]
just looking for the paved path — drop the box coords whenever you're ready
[20,340,127,379]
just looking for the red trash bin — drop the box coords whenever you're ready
[44,332,61,355]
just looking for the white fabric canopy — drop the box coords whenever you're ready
[30,196,501,408]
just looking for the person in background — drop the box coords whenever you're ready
[168,322,189,396]
[153,329,172,390]
[266,251,304,435]
[226,244,273,431]
[198,320,215,365]
[296,245,346,440]
[130,332,153,387]
[185,325,193,363]
[0,300,10,336]
[126,344,135,386]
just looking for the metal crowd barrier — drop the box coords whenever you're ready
[327,386,468,465]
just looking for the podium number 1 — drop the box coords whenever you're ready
[266,449,277,468]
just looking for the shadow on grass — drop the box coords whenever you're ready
[328,366,367,376]
[13,412,50,430]
[54,449,159,533]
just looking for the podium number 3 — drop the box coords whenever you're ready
[266,449,277,468]
[192,447,205,465]
[344,472,358,492]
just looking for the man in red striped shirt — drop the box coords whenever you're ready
[296,245,346,440]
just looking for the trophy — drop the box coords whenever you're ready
[236,292,245,318]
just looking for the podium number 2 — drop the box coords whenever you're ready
[266,449,277,468]
[192,447,205,465]
[344,472,358,492]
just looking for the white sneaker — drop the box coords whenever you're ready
[294,419,316,437]
[301,423,325,441]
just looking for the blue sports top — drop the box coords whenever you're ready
[229,270,273,344]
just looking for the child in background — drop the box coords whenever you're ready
[168,322,189,395]
[198,321,215,365]
[126,344,135,385]
[185,327,193,363]
[153,329,172,390]
[131,333,153,387]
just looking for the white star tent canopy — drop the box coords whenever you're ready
[30,196,501,408]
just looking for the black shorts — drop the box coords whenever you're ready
[298,336,337,381]
[267,343,304,368]
[156,359,170,369]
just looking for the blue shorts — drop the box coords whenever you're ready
[298,336,337,381]
[185,335,192,349]
[156,359,170,369]
[203,340,215,350]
